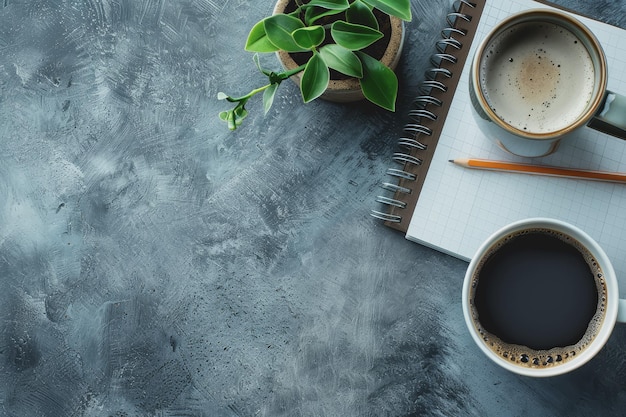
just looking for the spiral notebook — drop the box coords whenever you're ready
[373,0,626,278]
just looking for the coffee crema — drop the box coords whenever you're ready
[479,20,595,134]
[468,228,607,369]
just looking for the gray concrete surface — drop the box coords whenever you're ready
[2,0,626,416]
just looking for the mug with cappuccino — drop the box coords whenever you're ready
[470,9,626,157]
[462,218,626,377]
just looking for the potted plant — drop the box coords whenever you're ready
[218,0,411,130]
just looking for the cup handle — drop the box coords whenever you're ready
[618,299,626,323]
[588,91,626,138]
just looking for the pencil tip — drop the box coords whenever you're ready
[448,159,454,163]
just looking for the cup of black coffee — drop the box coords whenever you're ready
[462,218,626,377]
[469,9,626,158]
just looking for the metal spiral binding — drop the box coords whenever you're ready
[430,52,457,68]
[425,67,452,80]
[408,109,438,121]
[417,80,447,95]
[371,0,476,223]
[436,37,462,53]
[414,95,443,107]
[442,27,467,42]
[386,168,416,181]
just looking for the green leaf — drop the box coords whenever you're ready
[303,0,349,24]
[346,0,379,29]
[304,6,346,25]
[245,19,280,52]
[307,0,350,9]
[362,0,412,21]
[300,52,329,103]
[263,83,279,114]
[233,106,249,128]
[253,53,272,76]
[356,52,397,111]
[264,14,308,52]
[319,44,363,78]
[331,21,383,50]
[293,26,325,49]
[219,104,250,130]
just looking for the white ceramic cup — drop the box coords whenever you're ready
[462,218,626,377]
[469,9,626,158]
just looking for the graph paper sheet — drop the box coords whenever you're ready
[406,0,626,280]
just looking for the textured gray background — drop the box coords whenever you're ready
[2,0,626,416]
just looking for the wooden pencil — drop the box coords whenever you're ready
[450,158,626,183]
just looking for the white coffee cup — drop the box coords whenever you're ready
[462,218,626,377]
[469,9,626,158]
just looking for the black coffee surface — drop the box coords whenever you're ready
[474,232,598,351]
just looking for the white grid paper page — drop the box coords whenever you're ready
[406,0,626,284]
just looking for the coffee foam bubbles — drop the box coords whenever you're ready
[469,228,608,369]
[479,21,596,134]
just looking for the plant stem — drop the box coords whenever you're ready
[283,63,307,78]
[232,63,306,102]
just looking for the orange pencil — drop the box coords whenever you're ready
[450,158,626,184]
